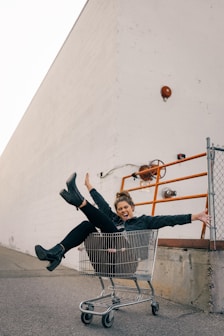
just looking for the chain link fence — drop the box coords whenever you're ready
[207,137,224,242]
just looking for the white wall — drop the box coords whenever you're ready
[0,0,223,270]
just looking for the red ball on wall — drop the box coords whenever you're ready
[161,86,172,100]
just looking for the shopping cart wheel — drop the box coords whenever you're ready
[81,305,94,325]
[102,312,114,328]
[151,301,159,316]
[81,311,93,324]
[112,297,120,310]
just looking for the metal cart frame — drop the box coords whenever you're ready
[79,230,159,328]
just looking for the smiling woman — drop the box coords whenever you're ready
[34,172,210,272]
[0,0,86,155]
[114,191,135,221]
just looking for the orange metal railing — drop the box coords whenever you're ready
[120,152,208,239]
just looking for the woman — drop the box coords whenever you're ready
[35,172,210,271]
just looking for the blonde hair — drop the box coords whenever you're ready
[114,191,135,210]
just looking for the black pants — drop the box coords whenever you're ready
[60,201,119,252]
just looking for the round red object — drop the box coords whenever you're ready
[161,86,172,99]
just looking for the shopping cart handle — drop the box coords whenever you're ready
[107,248,126,253]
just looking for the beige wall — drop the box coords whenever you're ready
[154,247,210,310]
[153,247,224,313]
[0,0,223,271]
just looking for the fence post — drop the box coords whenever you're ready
[206,137,216,249]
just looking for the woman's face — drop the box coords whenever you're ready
[116,201,134,221]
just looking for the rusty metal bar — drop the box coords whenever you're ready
[124,172,207,193]
[135,193,208,207]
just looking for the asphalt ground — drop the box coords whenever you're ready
[0,245,223,336]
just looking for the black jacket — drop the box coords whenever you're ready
[90,188,191,231]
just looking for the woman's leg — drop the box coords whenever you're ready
[35,221,97,271]
[59,172,119,233]
[35,210,118,272]
[79,201,119,233]
[60,220,97,252]
[35,172,119,271]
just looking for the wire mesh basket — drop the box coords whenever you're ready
[79,230,158,280]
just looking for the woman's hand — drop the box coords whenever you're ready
[84,173,93,191]
[191,209,211,226]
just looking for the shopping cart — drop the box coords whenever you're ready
[79,229,159,328]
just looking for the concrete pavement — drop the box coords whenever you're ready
[0,245,223,336]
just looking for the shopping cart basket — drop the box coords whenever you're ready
[79,229,159,328]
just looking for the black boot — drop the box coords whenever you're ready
[35,244,65,271]
[59,172,84,208]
